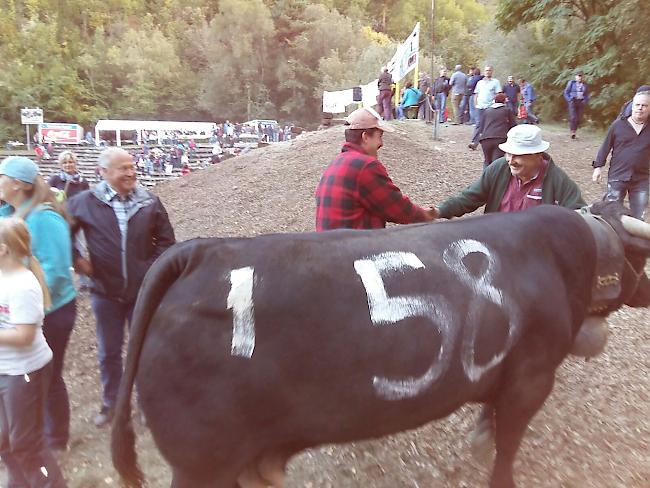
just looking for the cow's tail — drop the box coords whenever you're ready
[111,241,194,487]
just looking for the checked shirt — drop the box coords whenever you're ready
[315,142,428,230]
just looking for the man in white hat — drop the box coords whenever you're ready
[315,107,436,230]
[434,124,584,218]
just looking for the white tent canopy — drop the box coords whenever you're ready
[94,119,217,146]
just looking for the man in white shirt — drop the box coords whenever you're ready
[469,65,502,150]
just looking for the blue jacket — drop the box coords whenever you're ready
[520,82,536,104]
[0,202,76,313]
[400,87,422,107]
[563,80,589,103]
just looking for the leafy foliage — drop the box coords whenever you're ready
[0,0,487,140]
[494,0,650,125]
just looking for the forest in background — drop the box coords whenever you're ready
[0,0,647,140]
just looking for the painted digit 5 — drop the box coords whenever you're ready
[354,252,455,400]
[442,240,521,382]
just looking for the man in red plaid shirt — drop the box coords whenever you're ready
[315,107,436,230]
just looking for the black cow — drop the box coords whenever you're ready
[112,202,650,488]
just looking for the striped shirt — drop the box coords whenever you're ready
[104,184,136,239]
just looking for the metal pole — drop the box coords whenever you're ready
[431,0,439,140]
[26,125,31,151]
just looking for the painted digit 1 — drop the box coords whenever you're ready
[442,240,521,382]
[354,252,455,400]
[227,266,255,358]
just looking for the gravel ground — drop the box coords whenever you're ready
[7,121,648,487]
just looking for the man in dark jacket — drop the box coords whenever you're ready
[67,147,175,427]
[433,125,584,218]
[594,91,650,220]
[377,68,394,120]
[432,68,451,123]
[563,70,589,139]
[617,85,650,120]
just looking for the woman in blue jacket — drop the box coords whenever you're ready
[0,157,76,452]
[396,81,422,120]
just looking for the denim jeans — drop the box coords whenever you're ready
[396,104,406,120]
[435,93,447,122]
[0,363,67,488]
[469,95,479,125]
[471,108,487,145]
[568,99,586,132]
[90,294,134,409]
[605,179,649,220]
[41,299,76,450]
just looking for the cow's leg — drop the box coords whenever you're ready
[469,404,495,467]
[489,368,555,488]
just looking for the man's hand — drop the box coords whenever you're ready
[592,167,602,183]
[424,207,440,221]
[74,257,93,277]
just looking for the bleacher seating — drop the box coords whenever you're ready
[0,144,218,188]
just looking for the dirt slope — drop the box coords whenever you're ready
[20,121,648,487]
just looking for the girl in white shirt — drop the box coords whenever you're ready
[0,217,66,487]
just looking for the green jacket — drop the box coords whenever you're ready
[438,155,585,218]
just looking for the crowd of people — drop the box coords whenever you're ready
[0,59,648,486]
[317,77,650,225]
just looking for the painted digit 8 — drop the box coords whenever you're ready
[442,240,521,382]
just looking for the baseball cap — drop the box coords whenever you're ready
[0,157,39,184]
[345,107,395,133]
[636,85,650,93]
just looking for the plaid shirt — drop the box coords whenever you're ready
[315,143,428,230]
[104,183,137,239]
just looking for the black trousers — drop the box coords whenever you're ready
[480,137,506,168]
[0,363,67,487]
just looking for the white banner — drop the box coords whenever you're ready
[322,89,354,114]
[387,22,420,82]
[362,79,380,108]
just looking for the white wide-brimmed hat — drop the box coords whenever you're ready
[498,125,550,155]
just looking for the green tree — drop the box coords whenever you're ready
[495,0,650,124]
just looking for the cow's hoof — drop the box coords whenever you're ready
[571,316,608,358]
[468,423,495,468]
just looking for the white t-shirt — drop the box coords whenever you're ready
[475,78,502,109]
[0,268,52,375]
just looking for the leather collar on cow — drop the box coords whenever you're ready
[578,208,625,315]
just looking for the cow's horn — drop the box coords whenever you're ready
[621,215,650,239]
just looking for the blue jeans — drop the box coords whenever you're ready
[396,104,406,120]
[0,363,67,488]
[91,294,134,409]
[605,179,649,220]
[435,93,447,122]
[471,108,487,145]
[568,99,586,132]
[469,95,479,125]
[42,299,76,449]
